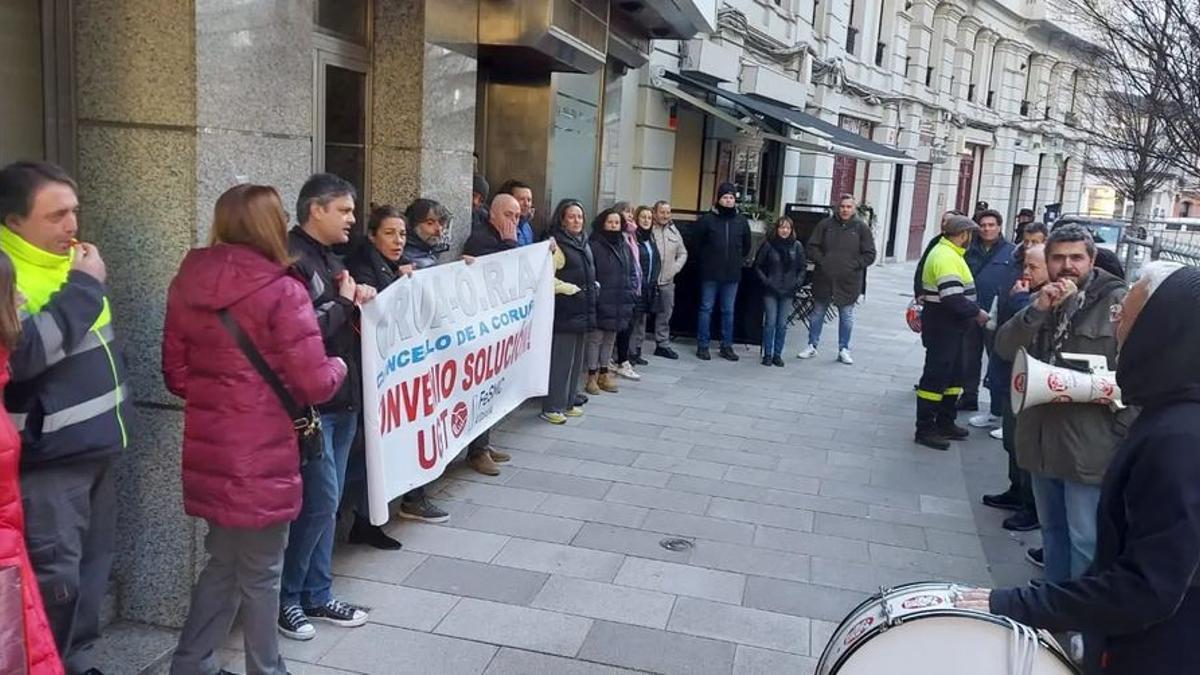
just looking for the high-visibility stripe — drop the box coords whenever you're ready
[41,384,129,433]
[917,389,944,401]
[944,386,964,395]
[30,311,66,366]
[9,413,26,432]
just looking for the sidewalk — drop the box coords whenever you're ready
[210,262,1038,674]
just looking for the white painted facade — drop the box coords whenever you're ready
[618,0,1097,261]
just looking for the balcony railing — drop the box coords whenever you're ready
[968,83,976,102]
[986,90,995,108]
[846,26,859,55]
[875,41,886,67]
[1020,100,1030,116]
[925,66,934,87]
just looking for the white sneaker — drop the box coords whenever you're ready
[616,361,641,380]
[969,413,1001,428]
[989,427,1004,440]
[797,345,818,359]
[837,348,854,365]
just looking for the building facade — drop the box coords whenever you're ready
[614,0,1098,261]
[0,0,713,644]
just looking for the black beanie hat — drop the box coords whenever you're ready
[716,182,736,201]
[473,174,490,198]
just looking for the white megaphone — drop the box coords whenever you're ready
[1011,348,1124,413]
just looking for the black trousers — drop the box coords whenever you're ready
[961,323,986,404]
[916,317,966,431]
[1001,397,1036,511]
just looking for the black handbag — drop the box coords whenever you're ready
[219,309,324,466]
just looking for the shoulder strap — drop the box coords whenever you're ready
[218,309,303,419]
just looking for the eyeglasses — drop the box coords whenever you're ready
[1109,302,1124,323]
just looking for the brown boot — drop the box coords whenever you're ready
[597,371,619,393]
[488,447,511,463]
[468,450,501,476]
[585,372,602,395]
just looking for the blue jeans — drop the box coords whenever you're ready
[1030,475,1102,583]
[697,281,739,350]
[807,301,855,350]
[281,410,358,608]
[761,293,790,358]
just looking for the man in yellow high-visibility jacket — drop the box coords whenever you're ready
[0,161,129,674]
[916,215,989,450]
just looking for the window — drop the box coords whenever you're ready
[1,0,74,169]
[314,9,370,224]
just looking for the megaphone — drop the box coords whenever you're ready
[1011,348,1123,413]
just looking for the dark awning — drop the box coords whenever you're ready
[663,71,915,165]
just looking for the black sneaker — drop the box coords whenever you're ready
[654,345,679,360]
[632,353,649,366]
[304,599,368,627]
[696,348,711,361]
[772,355,785,367]
[278,605,316,641]
[347,514,402,550]
[914,430,950,450]
[761,356,772,366]
[719,346,739,361]
[982,490,1023,512]
[574,393,589,406]
[1003,509,1040,532]
[1025,547,1045,568]
[400,497,450,523]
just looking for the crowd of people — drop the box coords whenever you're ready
[911,201,1200,673]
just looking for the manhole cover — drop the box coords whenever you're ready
[659,538,693,552]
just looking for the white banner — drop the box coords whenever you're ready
[360,242,555,525]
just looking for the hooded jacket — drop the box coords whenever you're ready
[162,244,346,529]
[808,215,876,306]
[694,205,751,283]
[753,236,806,297]
[0,349,63,674]
[589,228,637,332]
[991,265,1200,675]
[404,232,448,270]
[994,268,1136,484]
[345,237,406,291]
[551,227,598,334]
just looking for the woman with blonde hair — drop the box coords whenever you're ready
[163,184,347,675]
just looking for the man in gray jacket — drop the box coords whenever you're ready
[650,200,687,359]
[994,224,1134,585]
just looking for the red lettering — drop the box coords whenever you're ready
[400,378,421,423]
[416,427,437,469]
[421,372,435,417]
[460,353,474,391]
[381,386,403,434]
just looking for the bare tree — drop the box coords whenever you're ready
[1067,0,1200,184]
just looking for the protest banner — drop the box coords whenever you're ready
[360,242,554,525]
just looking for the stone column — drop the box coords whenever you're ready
[930,4,964,94]
[972,31,999,108]
[905,0,937,84]
[1028,54,1056,121]
[994,40,1033,119]
[952,17,982,101]
[1048,63,1076,123]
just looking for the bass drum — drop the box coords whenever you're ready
[817,582,1079,675]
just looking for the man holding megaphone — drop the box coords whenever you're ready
[994,224,1136,586]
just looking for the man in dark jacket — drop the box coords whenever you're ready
[459,194,521,476]
[694,182,751,361]
[471,174,490,232]
[0,161,129,674]
[403,198,451,269]
[280,173,375,641]
[980,244,1046,533]
[961,209,1017,415]
[497,179,536,246]
[961,262,1200,675]
[799,194,876,365]
[994,224,1134,585]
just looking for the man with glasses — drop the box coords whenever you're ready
[994,224,1134,586]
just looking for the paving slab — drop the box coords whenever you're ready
[576,620,737,675]
[434,598,593,657]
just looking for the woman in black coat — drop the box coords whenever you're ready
[585,208,636,395]
[343,205,448,547]
[623,205,660,368]
[958,261,1200,675]
[541,199,597,424]
[753,216,805,367]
